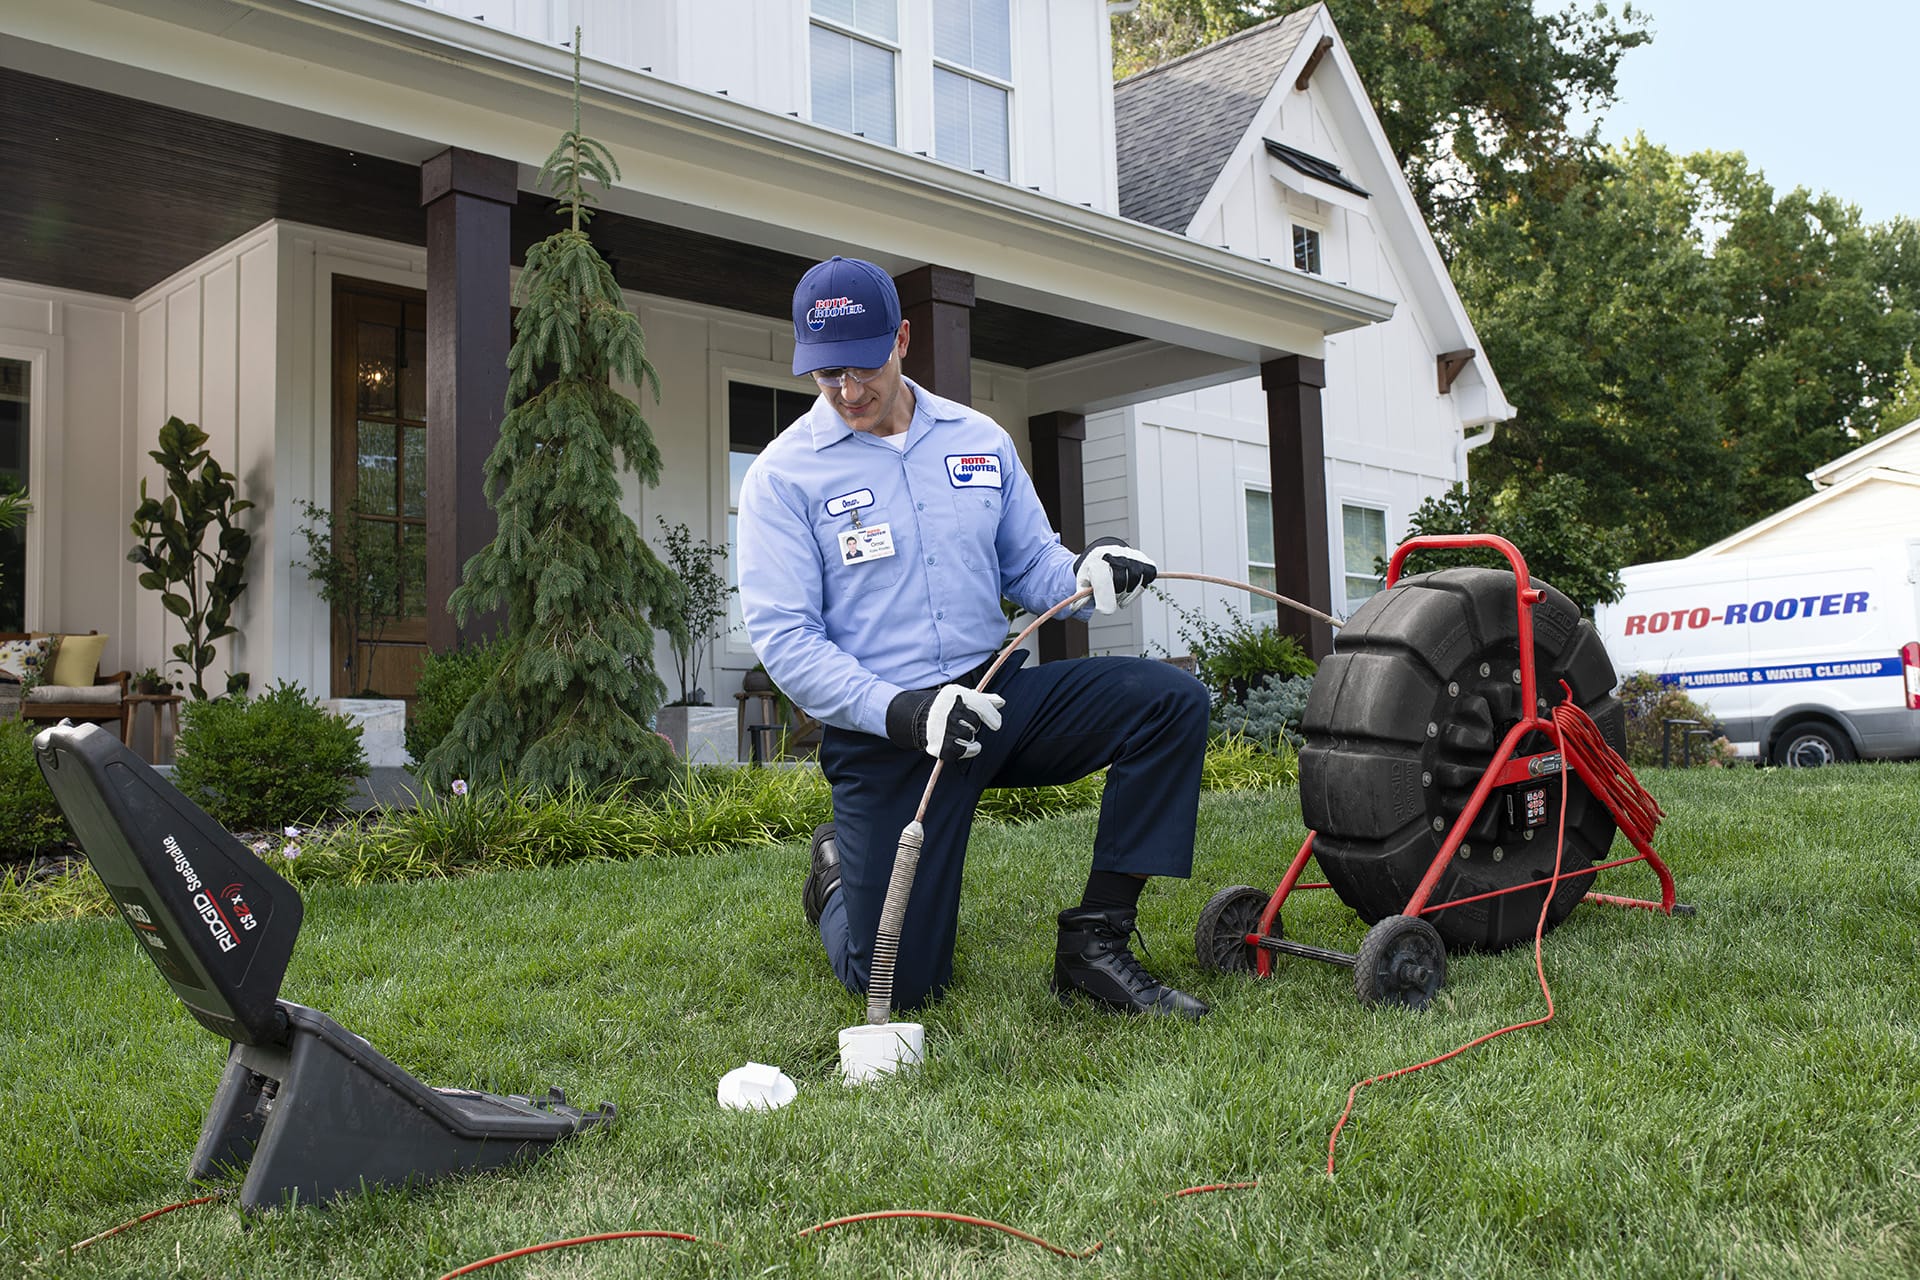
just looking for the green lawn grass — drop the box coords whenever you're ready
[4,765,1918,1278]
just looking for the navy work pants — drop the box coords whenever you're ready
[815,655,1211,1010]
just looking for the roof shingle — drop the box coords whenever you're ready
[1114,6,1319,233]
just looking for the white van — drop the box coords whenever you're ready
[1592,539,1920,765]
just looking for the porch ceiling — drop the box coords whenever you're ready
[0,66,1139,370]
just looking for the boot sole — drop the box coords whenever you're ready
[1049,979,1208,1020]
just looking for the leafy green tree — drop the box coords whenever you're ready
[421,32,678,794]
[1385,476,1630,614]
[1464,143,1920,551]
[1688,160,1920,519]
[1455,139,1736,562]
[1874,352,1920,436]
[127,416,254,699]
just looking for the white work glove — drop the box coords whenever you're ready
[1073,537,1158,614]
[885,684,1006,761]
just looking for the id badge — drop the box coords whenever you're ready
[841,523,896,565]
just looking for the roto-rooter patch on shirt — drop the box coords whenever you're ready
[945,454,1003,489]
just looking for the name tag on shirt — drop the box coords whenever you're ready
[945,454,1003,489]
[824,488,875,519]
[840,523,896,565]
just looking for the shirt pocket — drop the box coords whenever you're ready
[814,509,905,596]
[953,491,1004,573]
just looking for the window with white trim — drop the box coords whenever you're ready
[1292,223,1323,275]
[1341,503,1388,614]
[727,381,817,638]
[810,0,899,146]
[1244,487,1276,617]
[932,0,1012,180]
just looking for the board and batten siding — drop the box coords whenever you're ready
[130,225,285,696]
[409,0,1115,211]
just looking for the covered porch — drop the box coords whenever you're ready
[0,0,1392,710]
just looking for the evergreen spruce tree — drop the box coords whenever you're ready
[421,32,678,794]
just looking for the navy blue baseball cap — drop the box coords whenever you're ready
[791,256,902,376]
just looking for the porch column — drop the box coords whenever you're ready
[1028,411,1089,662]
[1262,355,1335,660]
[895,265,974,404]
[420,147,516,651]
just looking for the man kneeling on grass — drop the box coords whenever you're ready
[736,255,1212,1020]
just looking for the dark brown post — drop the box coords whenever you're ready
[895,265,974,404]
[421,148,517,651]
[1028,411,1089,662]
[1262,355,1334,660]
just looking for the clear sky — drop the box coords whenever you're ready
[1573,0,1918,225]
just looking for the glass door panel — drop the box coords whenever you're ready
[332,282,429,703]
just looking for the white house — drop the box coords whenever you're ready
[1092,8,1511,661]
[0,0,1499,731]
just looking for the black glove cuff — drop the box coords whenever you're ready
[885,688,934,752]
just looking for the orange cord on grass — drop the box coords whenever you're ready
[1170,1181,1260,1198]
[59,1194,225,1254]
[1326,730,1574,1177]
[1323,689,1669,1176]
[436,1230,711,1278]
[795,1209,1105,1259]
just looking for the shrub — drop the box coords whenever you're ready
[407,640,499,766]
[0,718,72,858]
[1163,597,1316,705]
[1214,674,1313,753]
[173,681,369,828]
[1615,671,1737,768]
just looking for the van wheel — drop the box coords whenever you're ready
[1770,721,1855,768]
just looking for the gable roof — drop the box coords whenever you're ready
[1114,7,1319,233]
[1806,414,1920,488]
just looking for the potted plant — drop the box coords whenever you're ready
[132,667,175,696]
[292,498,409,696]
[653,517,737,762]
[127,415,253,700]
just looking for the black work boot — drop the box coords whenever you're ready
[1051,907,1209,1019]
[802,822,842,928]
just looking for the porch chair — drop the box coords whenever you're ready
[0,631,132,741]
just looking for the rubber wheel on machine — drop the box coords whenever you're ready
[1353,915,1447,1009]
[1770,720,1855,768]
[1298,566,1626,953]
[1195,885,1271,974]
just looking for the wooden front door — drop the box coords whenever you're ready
[330,280,430,702]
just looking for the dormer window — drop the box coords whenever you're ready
[810,0,899,146]
[933,0,1011,180]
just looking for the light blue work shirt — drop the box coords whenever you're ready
[737,379,1087,737]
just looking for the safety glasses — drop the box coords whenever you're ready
[811,364,887,390]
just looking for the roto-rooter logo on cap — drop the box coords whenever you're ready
[806,296,866,332]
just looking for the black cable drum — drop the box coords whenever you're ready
[1298,567,1626,951]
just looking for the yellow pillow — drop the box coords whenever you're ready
[50,633,108,687]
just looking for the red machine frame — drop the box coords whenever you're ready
[1240,534,1681,983]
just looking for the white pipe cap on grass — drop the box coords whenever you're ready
[716,1062,798,1111]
